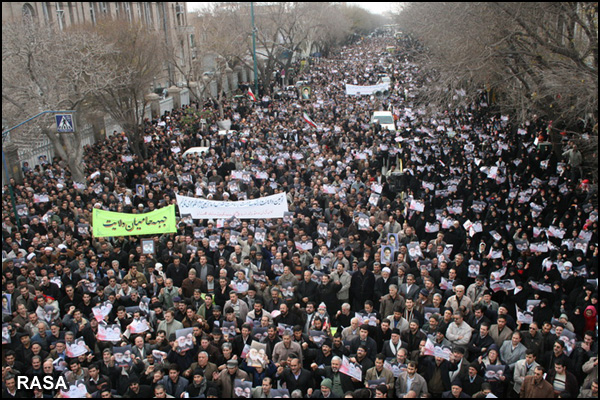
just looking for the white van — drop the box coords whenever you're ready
[371,111,396,131]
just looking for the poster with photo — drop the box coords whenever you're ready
[468,260,481,278]
[423,307,440,321]
[251,327,268,343]
[135,184,145,198]
[175,328,194,352]
[355,312,378,327]
[272,260,284,276]
[516,307,534,325]
[425,222,440,233]
[221,321,237,337]
[277,323,294,337]
[233,380,253,398]
[16,204,29,218]
[60,380,88,398]
[484,364,506,382]
[271,389,290,398]
[318,223,328,239]
[340,355,362,381]
[152,349,168,365]
[98,324,122,342]
[2,294,12,316]
[66,338,89,358]
[42,305,58,323]
[407,242,423,260]
[255,229,266,245]
[358,214,370,231]
[2,323,11,345]
[128,317,150,334]
[114,346,133,368]
[141,239,155,255]
[309,330,328,348]
[247,341,268,368]
[380,245,395,265]
[283,212,294,225]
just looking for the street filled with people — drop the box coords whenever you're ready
[2,33,598,398]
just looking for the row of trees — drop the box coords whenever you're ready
[396,2,598,132]
[3,3,387,183]
[182,2,388,96]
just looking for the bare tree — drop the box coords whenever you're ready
[89,21,165,159]
[2,22,118,182]
[397,2,598,130]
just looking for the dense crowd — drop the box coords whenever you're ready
[2,34,598,399]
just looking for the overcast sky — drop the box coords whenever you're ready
[187,2,398,15]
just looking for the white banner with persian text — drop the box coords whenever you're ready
[176,193,289,219]
[345,83,390,96]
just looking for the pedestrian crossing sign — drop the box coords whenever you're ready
[56,114,75,133]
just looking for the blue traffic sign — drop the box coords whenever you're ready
[56,114,74,133]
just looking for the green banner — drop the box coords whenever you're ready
[92,205,177,237]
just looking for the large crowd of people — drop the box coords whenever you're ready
[2,33,598,398]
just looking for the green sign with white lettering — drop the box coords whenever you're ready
[92,205,177,237]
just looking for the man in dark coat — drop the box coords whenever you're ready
[350,262,375,312]
[276,356,314,397]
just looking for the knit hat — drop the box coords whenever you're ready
[321,378,333,389]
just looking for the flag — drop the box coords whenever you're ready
[303,112,317,129]
[247,87,257,102]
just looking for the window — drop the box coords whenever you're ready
[89,2,96,25]
[22,3,35,23]
[124,2,132,22]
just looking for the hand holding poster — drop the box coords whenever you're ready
[175,328,194,352]
[114,346,133,368]
[340,355,362,381]
[98,324,122,342]
[66,338,89,358]
[128,317,150,334]
[92,302,113,322]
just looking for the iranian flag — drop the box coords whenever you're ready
[303,112,317,129]
[247,87,257,102]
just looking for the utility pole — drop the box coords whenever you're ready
[251,2,259,96]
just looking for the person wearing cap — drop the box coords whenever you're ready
[478,344,510,397]
[442,379,470,398]
[215,359,249,398]
[461,361,484,396]
[308,378,336,398]
[466,275,488,304]
[123,374,153,397]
